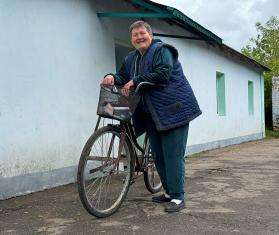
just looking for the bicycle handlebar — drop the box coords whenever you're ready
[100,82,166,95]
[135,82,166,94]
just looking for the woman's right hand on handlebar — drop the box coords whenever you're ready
[101,75,114,85]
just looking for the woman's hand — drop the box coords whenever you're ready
[122,80,134,96]
[101,75,114,85]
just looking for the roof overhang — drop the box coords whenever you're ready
[97,0,269,72]
[132,0,222,44]
[97,0,222,44]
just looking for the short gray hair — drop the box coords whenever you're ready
[129,21,153,36]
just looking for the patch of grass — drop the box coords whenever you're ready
[266,129,279,138]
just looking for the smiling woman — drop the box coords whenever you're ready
[129,21,153,54]
[101,20,202,213]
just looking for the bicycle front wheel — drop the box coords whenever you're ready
[77,125,133,218]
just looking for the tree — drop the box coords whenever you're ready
[241,16,279,129]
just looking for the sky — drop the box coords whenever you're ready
[152,0,279,51]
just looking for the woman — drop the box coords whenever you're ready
[102,21,201,213]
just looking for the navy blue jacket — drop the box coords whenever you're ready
[114,39,202,136]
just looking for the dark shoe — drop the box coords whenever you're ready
[152,194,171,203]
[164,200,185,213]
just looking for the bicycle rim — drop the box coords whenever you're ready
[143,139,162,194]
[144,163,162,193]
[77,126,133,218]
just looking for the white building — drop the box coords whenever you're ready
[0,0,268,199]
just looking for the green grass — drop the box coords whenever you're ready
[266,129,279,138]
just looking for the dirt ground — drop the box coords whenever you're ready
[0,138,279,234]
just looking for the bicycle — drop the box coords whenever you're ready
[77,82,163,218]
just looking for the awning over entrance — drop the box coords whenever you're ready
[97,0,222,44]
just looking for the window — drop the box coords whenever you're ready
[248,81,254,115]
[216,72,226,116]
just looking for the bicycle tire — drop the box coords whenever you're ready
[143,139,162,194]
[77,125,134,218]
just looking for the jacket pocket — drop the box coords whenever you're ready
[166,101,182,114]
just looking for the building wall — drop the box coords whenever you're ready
[0,0,117,199]
[0,0,264,199]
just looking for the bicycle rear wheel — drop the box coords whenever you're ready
[143,138,162,194]
[77,125,133,218]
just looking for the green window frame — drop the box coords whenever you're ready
[248,81,254,115]
[216,72,226,116]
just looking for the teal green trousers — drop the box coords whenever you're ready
[144,114,189,200]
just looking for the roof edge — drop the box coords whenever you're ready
[131,0,222,44]
[219,44,270,72]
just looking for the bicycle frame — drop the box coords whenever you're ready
[94,116,148,173]
[94,116,145,153]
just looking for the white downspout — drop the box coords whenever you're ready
[260,73,265,138]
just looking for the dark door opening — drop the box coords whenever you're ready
[115,42,133,72]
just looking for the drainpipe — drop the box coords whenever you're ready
[260,73,265,138]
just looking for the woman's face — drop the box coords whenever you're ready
[131,26,153,54]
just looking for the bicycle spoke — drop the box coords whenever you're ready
[86,179,101,202]
[89,176,105,203]
[99,175,110,208]
[85,177,99,193]
[89,158,117,174]
[102,173,111,210]
[96,174,111,209]
[78,126,132,217]
[106,134,116,158]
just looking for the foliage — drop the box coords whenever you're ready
[265,129,279,138]
[241,16,279,128]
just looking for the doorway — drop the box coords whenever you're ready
[114,41,133,72]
